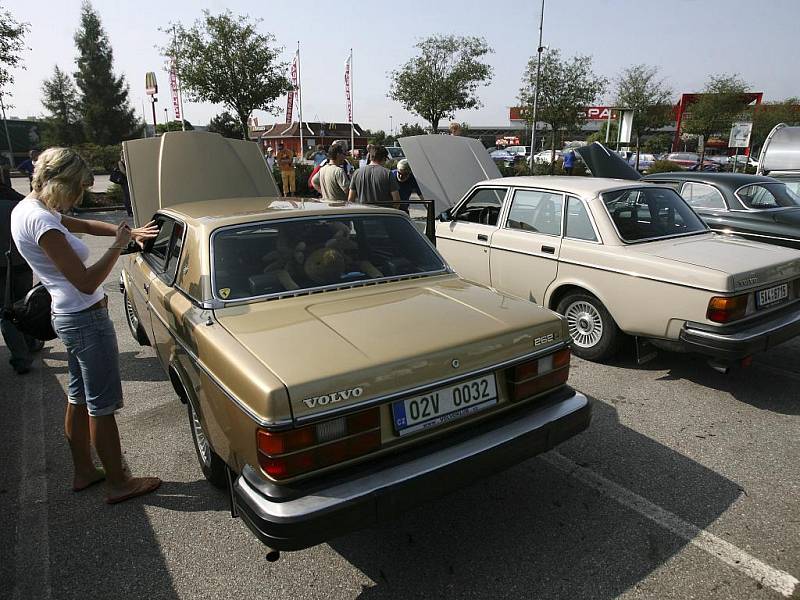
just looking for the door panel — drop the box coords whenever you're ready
[127,254,156,336]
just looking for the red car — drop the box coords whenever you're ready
[666,152,719,171]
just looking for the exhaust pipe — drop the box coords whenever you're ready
[708,360,730,374]
[265,549,281,562]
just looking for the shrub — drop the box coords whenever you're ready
[272,164,316,197]
[645,160,684,174]
[104,183,124,205]
[73,143,121,173]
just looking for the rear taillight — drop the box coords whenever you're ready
[507,347,570,401]
[257,408,381,479]
[707,295,748,323]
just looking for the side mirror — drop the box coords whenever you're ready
[438,209,452,222]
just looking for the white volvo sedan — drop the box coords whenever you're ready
[401,135,800,366]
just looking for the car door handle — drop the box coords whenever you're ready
[143,282,150,293]
[477,234,489,242]
[541,245,556,254]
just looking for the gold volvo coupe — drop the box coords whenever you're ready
[118,132,589,552]
[401,135,800,368]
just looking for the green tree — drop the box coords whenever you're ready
[681,74,750,165]
[73,1,139,144]
[0,3,28,91]
[750,98,800,151]
[389,34,493,133]
[643,133,673,155]
[615,64,673,169]
[585,120,619,145]
[519,49,607,172]
[366,129,397,146]
[163,11,291,140]
[398,122,426,137]
[155,119,194,135]
[207,111,243,139]
[41,65,83,146]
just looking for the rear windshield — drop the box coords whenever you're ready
[212,215,446,300]
[735,183,800,209]
[602,187,707,242]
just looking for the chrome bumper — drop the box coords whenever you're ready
[680,303,800,360]
[233,390,590,551]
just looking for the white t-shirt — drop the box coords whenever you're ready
[10,198,104,314]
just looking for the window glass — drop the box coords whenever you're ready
[506,189,563,236]
[454,188,506,226]
[736,183,800,209]
[213,215,446,301]
[565,197,597,241]
[146,218,174,270]
[602,187,706,242]
[681,182,726,209]
[163,222,185,282]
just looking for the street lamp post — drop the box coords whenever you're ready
[528,0,546,171]
[389,115,393,138]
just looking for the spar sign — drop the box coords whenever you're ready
[510,106,619,122]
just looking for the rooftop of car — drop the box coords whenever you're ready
[642,172,777,186]
[476,176,655,196]
[158,197,398,229]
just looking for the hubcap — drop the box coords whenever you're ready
[190,405,211,467]
[125,293,139,330]
[565,301,603,348]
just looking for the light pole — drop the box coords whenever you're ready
[528,0,546,171]
[389,115,393,138]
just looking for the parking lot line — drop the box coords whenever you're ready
[12,366,51,600]
[542,451,799,598]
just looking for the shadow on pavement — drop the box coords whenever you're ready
[328,398,743,599]
[41,349,169,383]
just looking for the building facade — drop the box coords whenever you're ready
[250,121,369,156]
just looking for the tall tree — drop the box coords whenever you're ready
[163,11,291,140]
[73,1,139,144]
[0,3,28,92]
[615,64,673,169]
[681,74,750,165]
[750,98,800,151]
[41,65,83,146]
[207,111,243,139]
[398,122,426,137]
[519,49,607,171]
[389,35,493,133]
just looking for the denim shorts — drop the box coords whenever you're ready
[52,308,124,417]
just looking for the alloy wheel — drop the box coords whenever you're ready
[190,404,211,468]
[565,300,604,348]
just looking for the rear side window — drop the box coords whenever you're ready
[506,189,563,236]
[736,183,800,209]
[564,197,597,241]
[454,188,507,226]
[603,187,706,242]
[163,222,185,282]
[681,182,726,210]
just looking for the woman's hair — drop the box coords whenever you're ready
[31,147,93,211]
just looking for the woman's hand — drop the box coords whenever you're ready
[130,220,158,246]
[115,222,132,247]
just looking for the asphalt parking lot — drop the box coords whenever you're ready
[1,210,798,600]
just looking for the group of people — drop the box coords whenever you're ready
[1,147,161,504]
[270,140,425,211]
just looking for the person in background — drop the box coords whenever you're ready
[359,144,374,170]
[348,145,401,206]
[391,159,423,214]
[311,145,327,166]
[563,149,576,175]
[276,143,295,197]
[311,144,350,202]
[1,165,42,374]
[109,150,133,217]
[449,122,462,136]
[264,147,276,172]
[11,147,161,503]
[18,149,41,191]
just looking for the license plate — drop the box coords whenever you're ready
[756,283,789,308]
[391,374,498,437]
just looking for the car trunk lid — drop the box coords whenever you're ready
[214,276,565,421]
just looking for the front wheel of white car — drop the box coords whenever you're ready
[557,292,622,362]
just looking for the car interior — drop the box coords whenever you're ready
[454,188,506,226]
[604,188,706,241]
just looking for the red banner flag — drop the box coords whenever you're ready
[169,59,181,121]
[344,53,352,123]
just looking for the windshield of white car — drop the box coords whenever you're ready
[212,215,446,301]
[602,187,707,242]
[735,183,800,209]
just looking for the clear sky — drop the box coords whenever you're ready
[4,0,798,133]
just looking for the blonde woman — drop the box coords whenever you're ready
[11,147,161,504]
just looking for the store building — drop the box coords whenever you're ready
[249,121,369,156]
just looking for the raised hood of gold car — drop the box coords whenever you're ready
[213,275,565,421]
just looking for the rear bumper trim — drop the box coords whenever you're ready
[233,391,590,550]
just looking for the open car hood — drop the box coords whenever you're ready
[122,131,280,226]
[575,142,642,181]
[399,135,501,214]
[758,124,800,175]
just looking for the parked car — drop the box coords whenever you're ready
[490,148,519,167]
[534,150,563,164]
[758,123,800,197]
[505,145,530,160]
[400,135,800,366]
[385,146,405,160]
[577,142,800,251]
[119,131,589,554]
[627,153,657,172]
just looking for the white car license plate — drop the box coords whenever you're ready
[391,374,498,437]
[757,283,789,308]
